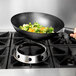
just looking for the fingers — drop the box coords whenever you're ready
[70,28,76,39]
[70,33,74,37]
[70,33,76,39]
[74,28,76,33]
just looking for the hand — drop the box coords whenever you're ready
[70,28,76,39]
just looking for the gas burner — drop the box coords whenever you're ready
[13,42,48,64]
[7,32,54,68]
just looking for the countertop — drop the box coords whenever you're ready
[0,68,76,76]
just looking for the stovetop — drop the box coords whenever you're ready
[0,31,76,69]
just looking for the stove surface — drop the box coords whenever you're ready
[0,31,76,69]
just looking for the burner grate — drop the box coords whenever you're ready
[49,43,76,67]
[5,31,76,68]
[0,32,11,69]
[7,32,54,69]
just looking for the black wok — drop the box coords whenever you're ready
[11,12,65,41]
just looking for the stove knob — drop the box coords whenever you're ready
[28,58,32,61]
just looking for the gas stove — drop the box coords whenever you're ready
[0,31,76,69]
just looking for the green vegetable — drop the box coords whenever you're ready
[48,27,54,33]
[19,22,54,33]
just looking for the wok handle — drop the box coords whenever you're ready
[63,27,74,34]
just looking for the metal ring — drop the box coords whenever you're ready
[13,42,48,64]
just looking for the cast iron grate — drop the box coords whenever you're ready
[49,32,76,68]
[6,31,76,68]
[0,32,11,69]
[7,32,54,69]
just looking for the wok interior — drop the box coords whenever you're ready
[18,43,45,56]
[11,12,64,32]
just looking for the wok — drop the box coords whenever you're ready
[11,12,72,41]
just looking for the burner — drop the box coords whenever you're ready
[7,32,54,68]
[13,42,48,64]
